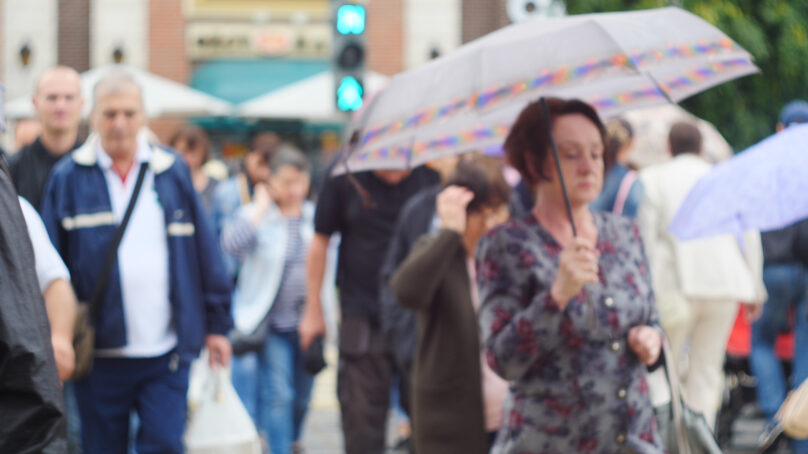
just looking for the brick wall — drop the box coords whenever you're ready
[147,0,190,143]
[58,0,90,71]
[461,0,508,44]
[148,118,186,145]
[367,0,404,76]
[148,0,188,83]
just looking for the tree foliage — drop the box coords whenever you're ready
[566,0,808,151]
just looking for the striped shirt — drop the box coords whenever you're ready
[220,215,307,332]
[268,217,306,331]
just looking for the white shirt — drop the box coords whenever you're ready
[18,196,71,293]
[94,135,177,358]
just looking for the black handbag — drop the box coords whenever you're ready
[654,337,723,454]
[229,311,272,356]
[71,163,148,381]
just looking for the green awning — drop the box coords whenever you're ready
[190,59,329,104]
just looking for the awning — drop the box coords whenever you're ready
[190,59,329,104]
[237,70,389,121]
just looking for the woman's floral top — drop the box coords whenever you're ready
[477,212,664,454]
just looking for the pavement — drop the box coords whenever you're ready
[299,345,796,454]
[300,344,409,454]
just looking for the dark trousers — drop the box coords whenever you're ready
[74,353,190,454]
[337,316,395,454]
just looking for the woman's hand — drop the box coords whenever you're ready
[550,237,600,308]
[436,185,474,234]
[627,326,661,366]
[249,182,272,226]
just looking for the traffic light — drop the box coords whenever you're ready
[332,1,367,112]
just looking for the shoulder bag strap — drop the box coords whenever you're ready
[87,162,149,319]
[613,170,638,215]
[661,335,693,454]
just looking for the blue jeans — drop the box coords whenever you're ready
[232,330,314,454]
[750,263,808,453]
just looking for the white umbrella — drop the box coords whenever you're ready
[338,7,757,173]
[4,64,233,119]
[623,104,734,168]
[238,70,389,121]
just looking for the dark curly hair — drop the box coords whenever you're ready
[445,155,511,213]
[504,97,606,188]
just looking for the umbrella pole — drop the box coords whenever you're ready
[539,97,577,237]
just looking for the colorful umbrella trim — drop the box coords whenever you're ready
[349,125,512,164]
[360,39,744,148]
[658,58,752,92]
[349,56,751,166]
[589,86,667,109]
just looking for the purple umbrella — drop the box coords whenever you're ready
[669,123,808,240]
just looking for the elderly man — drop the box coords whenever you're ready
[8,66,83,209]
[40,72,233,454]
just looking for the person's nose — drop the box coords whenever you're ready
[578,154,598,174]
[112,113,128,130]
[53,97,68,112]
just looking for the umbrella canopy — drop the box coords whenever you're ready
[623,104,733,168]
[238,70,389,121]
[336,6,757,174]
[4,64,233,119]
[669,123,808,241]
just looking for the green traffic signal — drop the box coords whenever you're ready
[337,76,364,111]
[336,4,366,35]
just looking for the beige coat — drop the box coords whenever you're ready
[638,154,767,329]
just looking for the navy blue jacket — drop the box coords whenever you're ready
[41,139,233,361]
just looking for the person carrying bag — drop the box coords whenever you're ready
[71,163,148,380]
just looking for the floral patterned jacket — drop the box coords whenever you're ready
[477,212,664,454]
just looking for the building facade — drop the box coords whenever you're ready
[0,0,507,148]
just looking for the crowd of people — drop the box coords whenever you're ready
[1,62,807,454]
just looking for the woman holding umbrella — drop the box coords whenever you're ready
[477,97,664,453]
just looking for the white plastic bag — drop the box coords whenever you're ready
[184,354,261,454]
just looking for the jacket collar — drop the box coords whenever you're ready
[72,133,175,174]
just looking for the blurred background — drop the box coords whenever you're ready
[3,0,805,169]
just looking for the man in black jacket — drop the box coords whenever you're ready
[8,66,83,210]
[0,159,66,453]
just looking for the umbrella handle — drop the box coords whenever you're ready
[540,97,577,237]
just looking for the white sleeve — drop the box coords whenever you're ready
[18,196,71,293]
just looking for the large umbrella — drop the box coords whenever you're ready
[4,64,233,119]
[669,123,808,241]
[335,6,757,174]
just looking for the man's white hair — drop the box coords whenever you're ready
[92,71,144,109]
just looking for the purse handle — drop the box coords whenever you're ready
[660,335,693,454]
[87,162,149,320]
